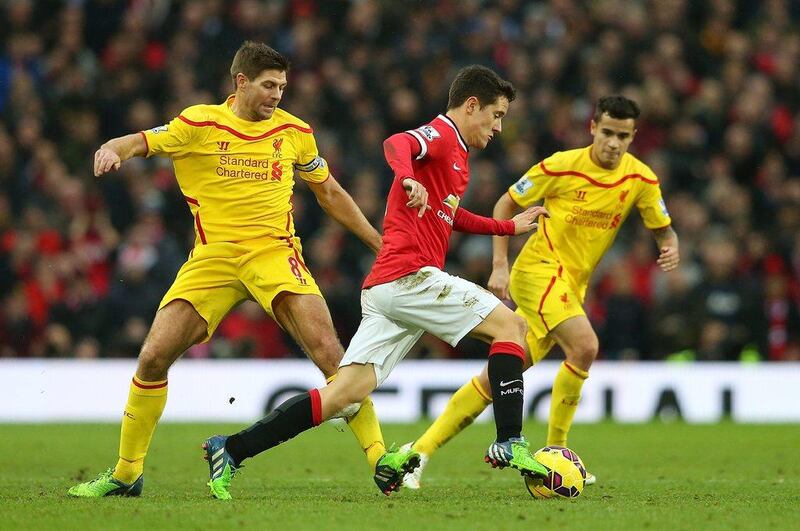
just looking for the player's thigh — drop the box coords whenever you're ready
[387,268,502,347]
[159,243,249,341]
[549,315,599,370]
[341,288,425,387]
[272,291,342,376]
[239,237,322,320]
[509,266,585,343]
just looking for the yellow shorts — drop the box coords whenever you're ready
[159,237,322,341]
[509,265,585,364]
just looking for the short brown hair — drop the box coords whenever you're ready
[594,95,640,122]
[447,65,516,109]
[229,41,290,85]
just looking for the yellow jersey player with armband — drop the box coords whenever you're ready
[69,41,388,500]
[404,95,680,489]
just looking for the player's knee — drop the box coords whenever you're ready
[309,337,344,377]
[568,337,599,370]
[506,313,528,345]
[137,345,172,380]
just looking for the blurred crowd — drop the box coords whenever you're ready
[1,0,799,362]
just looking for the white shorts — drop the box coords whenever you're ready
[340,267,502,385]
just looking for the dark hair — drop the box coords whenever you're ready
[230,41,290,84]
[447,65,516,109]
[594,95,640,122]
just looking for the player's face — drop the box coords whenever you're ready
[590,113,636,169]
[465,96,509,149]
[238,69,287,120]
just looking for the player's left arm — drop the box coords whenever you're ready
[453,206,549,235]
[307,176,382,253]
[636,165,679,272]
[651,225,680,272]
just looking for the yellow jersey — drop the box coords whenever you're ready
[141,95,329,245]
[508,146,671,293]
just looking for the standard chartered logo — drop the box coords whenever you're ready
[564,205,619,229]
[216,155,282,181]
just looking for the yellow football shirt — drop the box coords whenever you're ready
[141,95,329,245]
[508,146,671,293]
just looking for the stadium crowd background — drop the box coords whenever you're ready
[1,0,799,362]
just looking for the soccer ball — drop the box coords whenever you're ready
[524,445,586,499]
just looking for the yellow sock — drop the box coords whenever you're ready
[114,376,168,484]
[547,361,589,447]
[326,375,386,469]
[346,397,386,469]
[413,377,492,456]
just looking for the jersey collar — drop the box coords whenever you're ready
[436,114,468,153]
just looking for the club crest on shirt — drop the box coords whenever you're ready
[513,177,533,195]
[273,137,283,158]
[442,193,460,215]
[619,190,630,203]
[150,125,168,134]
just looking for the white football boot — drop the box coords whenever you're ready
[399,442,429,489]
[585,471,597,485]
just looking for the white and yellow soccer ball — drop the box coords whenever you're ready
[524,445,586,499]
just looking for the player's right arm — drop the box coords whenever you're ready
[488,192,523,299]
[95,108,199,176]
[93,133,147,176]
[383,132,431,217]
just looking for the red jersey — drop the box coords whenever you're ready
[364,114,514,288]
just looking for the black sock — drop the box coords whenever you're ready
[488,352,524,442]
[225,390,321,465]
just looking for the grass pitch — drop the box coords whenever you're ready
[1,421,797,530]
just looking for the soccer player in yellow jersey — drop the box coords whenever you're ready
[403,95,680,488]
[68,42,387,498]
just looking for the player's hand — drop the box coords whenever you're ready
[94,147,121,176]
[511,206,549,235]
[657,246,680,272]
[403,178,431,218]
[488,266,511,299]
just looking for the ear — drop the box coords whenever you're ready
[235,72,249,90]
[589,119,597,135]
[465,96,479,114]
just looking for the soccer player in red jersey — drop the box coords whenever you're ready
[206,66,549,497]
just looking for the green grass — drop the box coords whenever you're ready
[1,422,798,530]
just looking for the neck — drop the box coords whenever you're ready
[444,109,468,147]
[230,94,256,121]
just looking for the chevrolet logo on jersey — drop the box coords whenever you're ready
[442,194,460,215]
